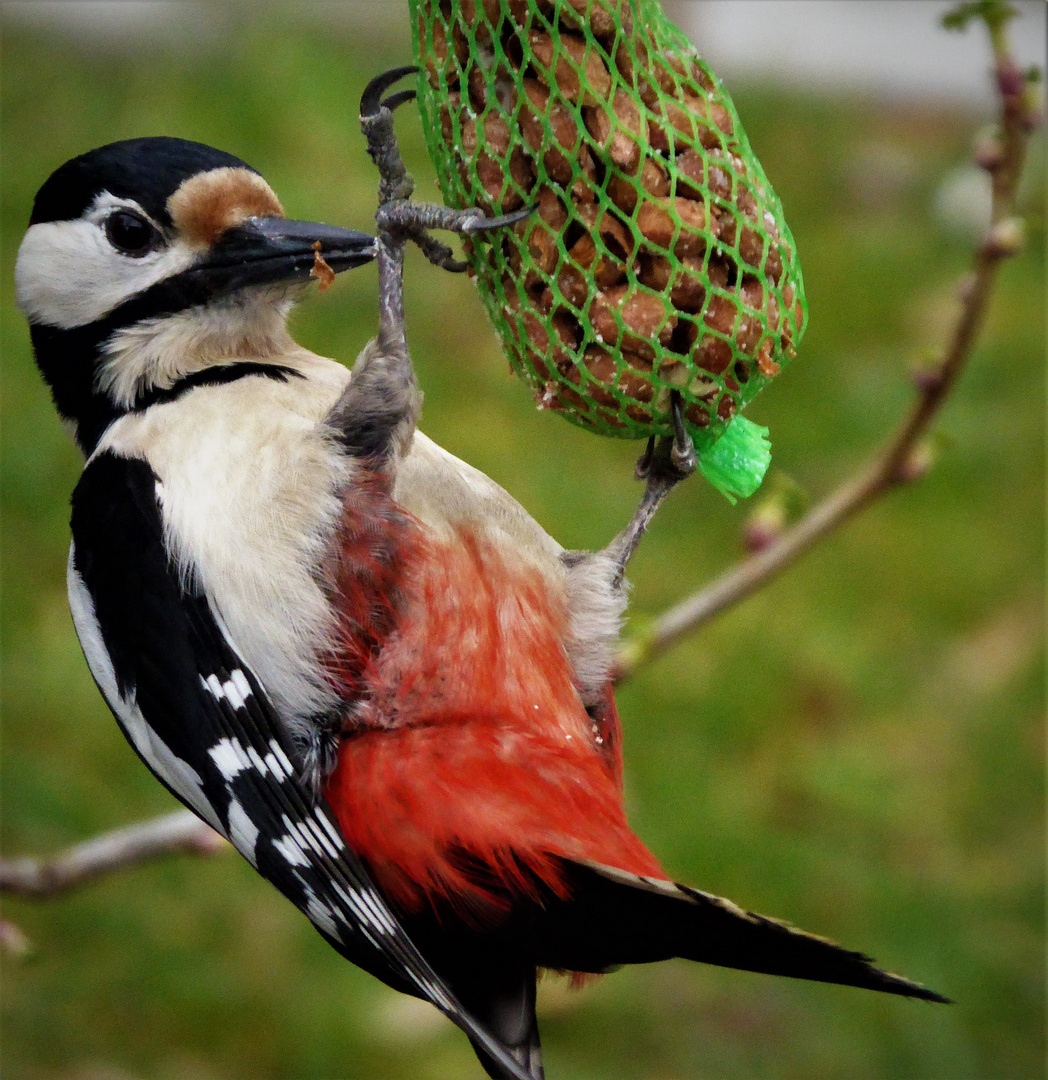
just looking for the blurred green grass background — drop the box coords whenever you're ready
[1,5,1044,1079]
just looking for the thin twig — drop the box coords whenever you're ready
[0,810,226,899]
[614,10,1038,683]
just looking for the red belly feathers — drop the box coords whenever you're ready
[321,476,666,921]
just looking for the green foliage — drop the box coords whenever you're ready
[941,1,1018,35]
[1,7,1044,1080]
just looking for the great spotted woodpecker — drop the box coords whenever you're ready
[17,69,946,1080]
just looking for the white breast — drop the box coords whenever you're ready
[394,430,565,568]
[97,353,353,737]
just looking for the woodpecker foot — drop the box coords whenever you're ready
[376,199,532,271]
[635,393,696,482]
[361,66,534,272]
[360,65,419,206]
[634,436,656,481]
[668,389,698,476]
[606,393,696,582]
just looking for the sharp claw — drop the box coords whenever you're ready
[670,438,697,475]
[360,65,419,118]
[461,204,537,233]
[382,88,417,113]
[635,436,656,480]
[669,392,697,476]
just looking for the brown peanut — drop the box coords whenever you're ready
[695,334,733,375]
[529,31,612,106]
[520,79,578,185]
[670,254,706,313]
[606,158,669,212]
[584,88,646,175]
[590,284,674,359]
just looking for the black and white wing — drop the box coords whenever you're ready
[67,448,531,1080]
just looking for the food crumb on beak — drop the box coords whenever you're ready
[310,242,336,291]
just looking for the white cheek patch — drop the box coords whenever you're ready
[15,194,198,330]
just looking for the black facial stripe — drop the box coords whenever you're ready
[29,266,289,455]
[101,263,218,327]
[30,321,122,456]
[132,363,305,411]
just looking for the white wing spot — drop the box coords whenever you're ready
[281,815,316,859]
[273,832,310,868]
[208,736,251,780]
[201,671,252,711]
[263,752,287,779]
[316,811,345,852]
[227,796,259,866]
[228,669,252,708]
[332,882,398,936]
[363,890,400,936]
[246,745,270,777]
[306,815,341,859]
[268,740,295,778]
[203,673,225,700]
[302,889,339,941]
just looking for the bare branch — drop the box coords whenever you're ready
[0,810,227,899]
[615,9,1039,683]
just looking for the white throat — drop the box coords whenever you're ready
[97,289,297,408]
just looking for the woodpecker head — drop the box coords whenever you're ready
[16,136,376,453]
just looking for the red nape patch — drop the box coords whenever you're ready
[323,528,666,923]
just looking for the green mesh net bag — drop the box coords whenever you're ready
[410,0,806,499]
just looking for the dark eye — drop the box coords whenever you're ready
[104,210,158,256]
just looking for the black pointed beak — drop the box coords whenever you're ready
[196,217,377,295]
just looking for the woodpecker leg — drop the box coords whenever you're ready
[331,70,535,459]
[326,229,422,461]
[604,391,696,582]
[328,81,420,461]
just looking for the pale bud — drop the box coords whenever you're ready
[981,217,1025,259]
